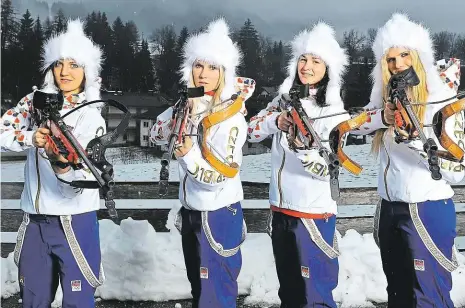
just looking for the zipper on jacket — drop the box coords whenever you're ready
[382,140,392,202]
[226,205,237,215]
[34,148,41,214]
[277,133,286,207]
[182,174,193,210]
[323,212,329,223]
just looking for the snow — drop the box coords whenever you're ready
[1,144,380,187]
[2,209,465,307]
[2,143,465,306]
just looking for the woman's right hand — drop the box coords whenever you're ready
[276,111,293,132]
[383,102,396,125]
[32,127,50,148]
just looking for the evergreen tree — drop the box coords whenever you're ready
[110,17,125,90]
[31,16,45,86]
[261,38,274,85]
[54,8,66,34]
[1,0,19,51]
[174,26,189,86]
[237,19,263,86]
[1,0,20,99]
[134,40,155,91]
[43,16,54,39]
[16,10,36,96]
[270,41,286,85]
[151,25,178,96]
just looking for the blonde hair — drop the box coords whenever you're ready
[371,49,429,154]
[188,62,226,137]
[188,63,225,114]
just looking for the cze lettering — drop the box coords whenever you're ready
[226,126,239,164]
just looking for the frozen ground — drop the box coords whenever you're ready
[2,209,465,307]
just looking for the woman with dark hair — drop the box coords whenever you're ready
[247,22,350,307]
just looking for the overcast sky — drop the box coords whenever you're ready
[19,0,465,41]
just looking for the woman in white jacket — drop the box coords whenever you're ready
[352,13,464,307]
[247,22,349,307]
[150,18,254,308]
[0,20,106,307]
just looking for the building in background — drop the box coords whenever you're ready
[101,90,172,147]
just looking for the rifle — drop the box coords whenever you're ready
[281,84,342,200]
[388,67,442,180]
[31,90,131,221]
[158,86,205,196]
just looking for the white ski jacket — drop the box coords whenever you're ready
[151,94,248,211]
[351,86,465,203]
[1,92,107,215]
[248,94,349,215]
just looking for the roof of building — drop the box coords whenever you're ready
[101,91,172,108]
[261,86,278,94]
[136,105,172,120]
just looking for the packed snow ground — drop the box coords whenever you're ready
[2,207,465,307]
[2,143,465,307]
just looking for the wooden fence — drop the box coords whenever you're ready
[2,182,464,257]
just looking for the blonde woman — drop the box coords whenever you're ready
[352,13,464,307]
[150,18,254,308]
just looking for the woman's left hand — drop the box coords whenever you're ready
[44,140,69,164]
[174,136,193,157]
[394,111,419,141]
[288,124,311,149]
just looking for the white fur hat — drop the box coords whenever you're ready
[41,19,103,103]
[369,13,448,108]
[279,22,348,107]
[180,18,241,100]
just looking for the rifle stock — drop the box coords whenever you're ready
[158,86,204,196]
[31,91,130,221]
[389,67,442,180]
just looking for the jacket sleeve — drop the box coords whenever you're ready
[54,108,108,198]
[350,101,389,136]
[177,116,247,191]
[247,96,281,142]
[149,107,173,145]
[0,93,36,152]
[407,108,465,184]
[295,113,351,182]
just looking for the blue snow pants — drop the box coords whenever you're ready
[270,212,339,308]
[180,202,245,308]
[376,199,458,308]
[15,211,103,308]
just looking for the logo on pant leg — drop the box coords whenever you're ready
[71,280,82,292]
[301,266,310,278]
[414,259,425,271]
[200,267,209,279]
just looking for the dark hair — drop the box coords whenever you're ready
[293,68,330,108]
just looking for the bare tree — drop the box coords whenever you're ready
[366,28,377,46]
[342,30,366,62]
[433,31,457,59]
[150,25,176,55]
[450,34,465,59]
